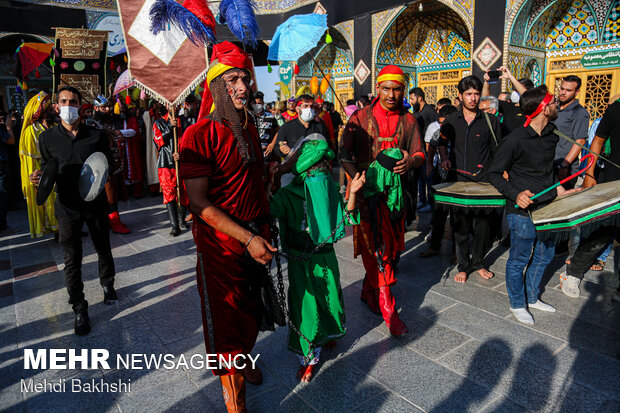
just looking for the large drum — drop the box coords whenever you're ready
[532,181,620,241]
[431,181,506,212]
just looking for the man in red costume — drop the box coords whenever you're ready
[340,65,424,336]
[282,97,298,121]
[179,41,276,413]
[153,106,189,236]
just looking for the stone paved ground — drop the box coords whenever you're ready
[0,196,619,412]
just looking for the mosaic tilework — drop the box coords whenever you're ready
[312,46,353,77]
[603,0,620,43]
[454,0,474,22]
[527,0,557,29]
[377,27,470,66]
[546,0,598,49]
[525,58,542,85]
[590,0,613,32]
[510,1,534,45]
[334,20,354,51]
[527,0,573,49]
[372,7,403,52]
[86,10,107,29]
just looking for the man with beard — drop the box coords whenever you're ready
[87,96,130,234]
[340,65,425,336]
[489,86,579,324]
[554,75,590,189]
[33,86,117,336]
[19,92,58,238]
[180,94,199,132]
[179,42,276,412]
[438,76,502,283]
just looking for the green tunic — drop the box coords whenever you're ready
[270,178,358,359]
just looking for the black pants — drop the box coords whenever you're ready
[567,225,617,281]
[451,210,493,274]
[57,212,115,312]
[429,206,448,251]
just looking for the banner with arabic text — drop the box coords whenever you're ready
[53,28,108,101]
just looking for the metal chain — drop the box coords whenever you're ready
[267,210,353,365]
[273,210,352,262]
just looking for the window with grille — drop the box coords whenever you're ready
[584,74,612,121]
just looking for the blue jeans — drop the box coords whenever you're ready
[506,214,555,309]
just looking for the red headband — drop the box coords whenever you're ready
[523,92,554,127]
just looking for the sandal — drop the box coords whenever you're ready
[590,260,605,271]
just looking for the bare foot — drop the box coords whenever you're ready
[325,340,336,350]
[477,268,494,280]
[454,271,467,283]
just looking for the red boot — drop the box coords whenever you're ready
[108,211,130,234]
[378,286,408,336]
[360,276,380,315]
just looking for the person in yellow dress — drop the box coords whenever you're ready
[19,91,58,238]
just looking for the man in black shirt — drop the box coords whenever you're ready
[489,86,579,324]
[276,94,327,158]
[438,76,501,283]
[275,95,327,186]
[32,86,116,336]
[561,97,620,300]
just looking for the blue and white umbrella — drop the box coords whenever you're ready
[267,13,328,62]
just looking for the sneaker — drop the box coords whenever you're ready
[103,285,118,305]
[528,299,556,312]
[612,291,620,303]
[559,272,580,298]
[419,204,432,213]
[510,307,534,325]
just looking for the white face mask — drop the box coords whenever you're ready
[252,103,264,114]
[300,107,314,122]
[510,90,521,104]
[59,105,79,124]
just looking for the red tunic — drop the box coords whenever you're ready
[179,118,269,375]
[122,116,144,185]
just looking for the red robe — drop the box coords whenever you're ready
[341,101,424,288]
[179,118,269,375]
[122,115,144,185]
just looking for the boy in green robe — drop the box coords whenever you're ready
[268,137,364,382]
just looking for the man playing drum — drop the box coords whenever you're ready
[561,97,620,301]
[438,76,502,283]
[488,86,580,324]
